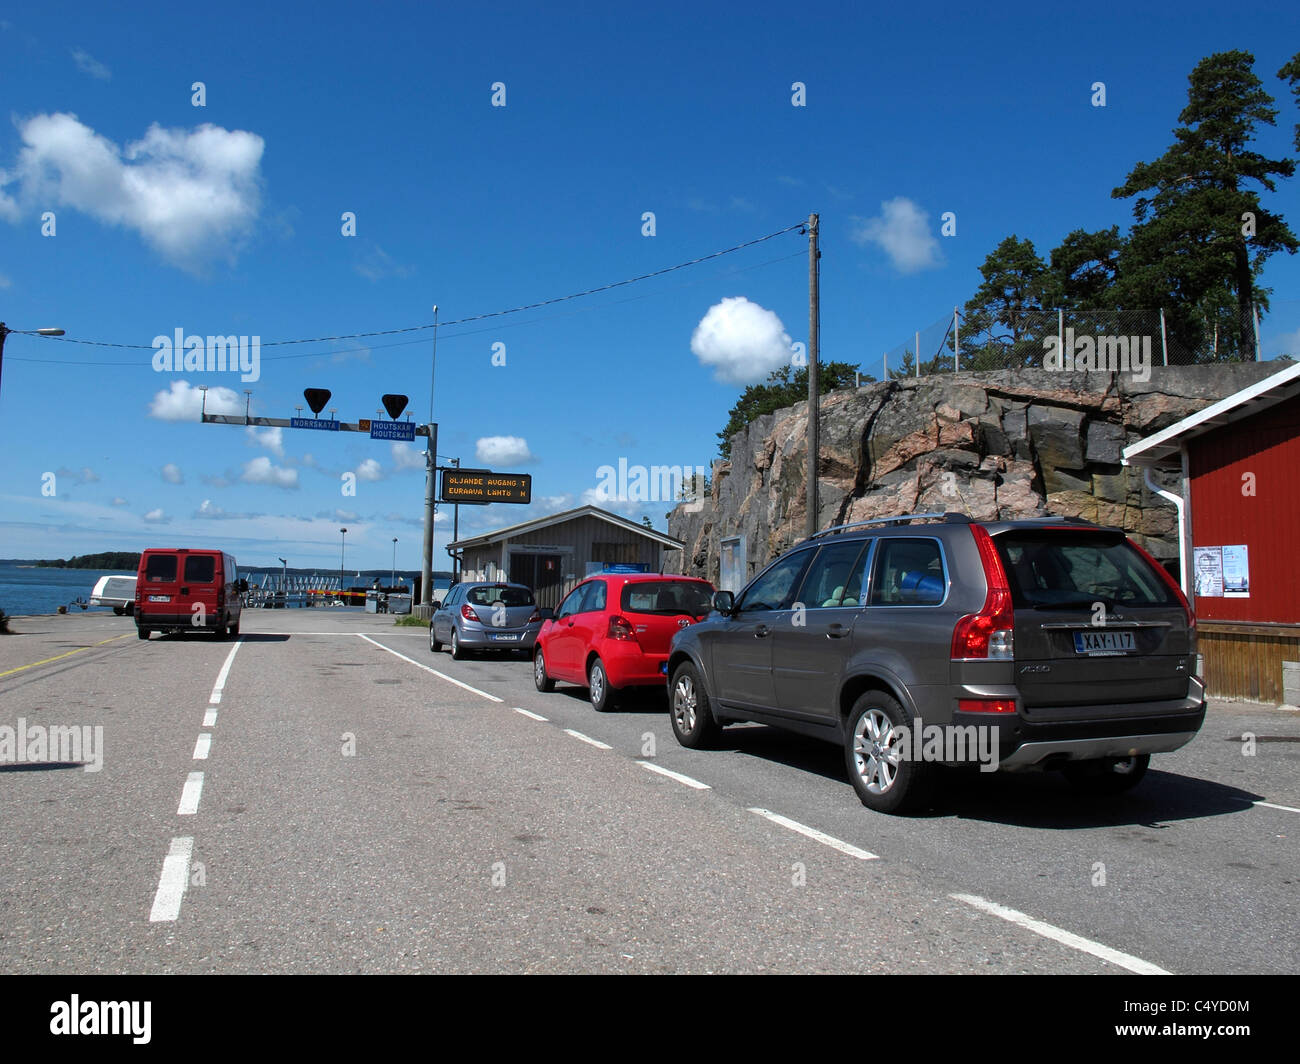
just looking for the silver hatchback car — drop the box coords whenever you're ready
[430,581,547,660]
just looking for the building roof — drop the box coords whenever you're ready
[1123,359,1300,466]
[447,505,684,551]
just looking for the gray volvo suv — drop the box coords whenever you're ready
[666,512,1205,813]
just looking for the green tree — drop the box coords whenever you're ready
[716,360,865,459]
[1112,50,1297,358]
[1046,226,1124,307]
[1278,51,1300,151]
[958,236,1053,369]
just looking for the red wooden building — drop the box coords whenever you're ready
[1124,361,1300,704]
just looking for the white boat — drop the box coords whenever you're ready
[89,575,137,615]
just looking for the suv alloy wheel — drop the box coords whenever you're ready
[845,691,934,814]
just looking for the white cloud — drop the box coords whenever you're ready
[110,496,128,506]
[391,442,425,471]
[143,508,168,523]
[240,456,298,489]
[149,380,241,421]
[160,463,184,484]
[850,197,943,274]
[71,48,110,80]
[475,436,535,466]
[0,274,10,288]
[690,297,795,385]
[580,487,642,517]
[245,425,284,456]
[0,113,264,271]
[354,459,383,482]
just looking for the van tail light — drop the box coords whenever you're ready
[1129,540,1196,650]
[461,604,481,623]
[607,615,636,641]
[951,525,1015,660]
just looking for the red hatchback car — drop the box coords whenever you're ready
[534,573,715,710]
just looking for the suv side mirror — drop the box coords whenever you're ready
[712,590,735,614]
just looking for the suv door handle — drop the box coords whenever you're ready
[827,623,848,638]
[754,624,770,638]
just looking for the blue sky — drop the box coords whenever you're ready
[2,0,1298,572]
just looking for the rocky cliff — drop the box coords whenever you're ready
[666,363,1283,586]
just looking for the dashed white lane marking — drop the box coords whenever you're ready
[636,761,710,790]
[951,893,1170,975]
[192,733,211,760]
[514,707,548,721]
[177,772,204,816]
[358,634,504,702]
[148,837,194,923]
[209,640,243,704]
[747,808,879,860]
[564,728,612,750]
[1254,800,1300,814]
[202,708,217,727]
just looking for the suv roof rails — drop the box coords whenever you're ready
[808,511,971,539]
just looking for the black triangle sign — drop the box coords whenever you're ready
[382,394,409,420]
[303,388,331,415]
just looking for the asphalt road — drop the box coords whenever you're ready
[1,608,1296,974]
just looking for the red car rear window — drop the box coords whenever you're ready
[144,554,177,582]
[621,580,713,615]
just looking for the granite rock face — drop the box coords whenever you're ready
[667,363,1281,586]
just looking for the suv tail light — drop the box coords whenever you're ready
[607,615,636,641]
[461,604,481,622]
[951,525,1015,660]
[1129,540,1196,650]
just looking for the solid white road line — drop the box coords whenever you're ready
[209,639,243,704]
[202,709,217,727]
[514,707,548,721]
[1254,800,1300,814]
[192,733,211,760]
[358,634,504,702]
[564,728,612,750]
[148,836,194,923]
[177,772,204,816]
[747,808,879,860]
[951,892,1170,975]
[636,761,710,790]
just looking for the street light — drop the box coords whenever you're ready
[392,537,398,592]
[278,557,287,608]
[339,528,348,605]
[0,323,66,401]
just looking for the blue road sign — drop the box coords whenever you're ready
[291,417,340,431]
[369,420,416,441]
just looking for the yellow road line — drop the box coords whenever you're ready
[0,632,133,678]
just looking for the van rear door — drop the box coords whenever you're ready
[181,551,221,629]
[138,551,183,625]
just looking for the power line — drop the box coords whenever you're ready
[12,223,807,363]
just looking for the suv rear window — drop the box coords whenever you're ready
[622,580,713,615]
[184,555,216,582]
[144,554,177,581]
[467,585,534,607]
[994,531,1177,609]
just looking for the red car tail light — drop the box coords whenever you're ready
[957,698,1017,714]
[607,615,636,641]
[951,525,1015,660]
[461,604,481,622]
[528,610,541,624]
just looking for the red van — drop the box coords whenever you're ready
[135,548,246,639]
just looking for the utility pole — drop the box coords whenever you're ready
[805,213,820,539]
[420,306,439,614]
[451,457,460,582]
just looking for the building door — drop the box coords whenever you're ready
[509,553,565,607]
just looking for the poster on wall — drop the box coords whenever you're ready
[1222,544,1250,597]
[1193,546,1223,597]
